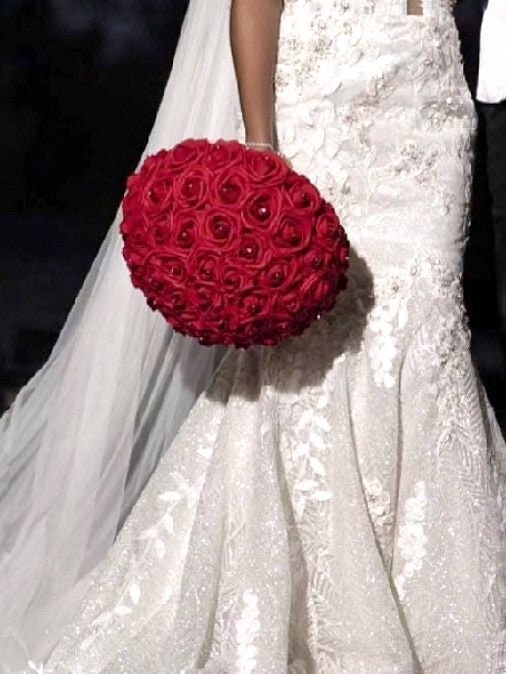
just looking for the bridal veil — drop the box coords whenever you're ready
[0,0,238,668]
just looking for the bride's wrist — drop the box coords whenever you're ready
[245,140,292,169]
[245,140,276,152]
[245,126,276,151]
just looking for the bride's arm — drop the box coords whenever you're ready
[407,0,422,14]
[230,0,283,148]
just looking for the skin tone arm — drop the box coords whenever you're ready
[230,0,284,148]
[407,0,423,14]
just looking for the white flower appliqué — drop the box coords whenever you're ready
[369,277,409,388]
[363,478,394,554]
[236,590,260,674]
[395,481,428,600]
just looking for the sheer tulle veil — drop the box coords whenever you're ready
[0,0,239,668]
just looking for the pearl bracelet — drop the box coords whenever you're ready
[245,141,292,168]
[245,141,276,152]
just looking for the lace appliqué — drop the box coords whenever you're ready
[394,481,428,600]
[363,478,395,553]
[77,470,205,654]
[410,257,471,453]
[368,277,410,388]
[268,343,343,669]
[235,590,261,674]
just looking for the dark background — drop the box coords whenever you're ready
[0,0,189,409]
[0,1,504,424]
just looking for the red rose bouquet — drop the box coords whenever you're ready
[120,139,349,348]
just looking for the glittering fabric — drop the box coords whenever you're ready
[36,0,506,672]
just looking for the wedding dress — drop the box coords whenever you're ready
[6,0,506,672]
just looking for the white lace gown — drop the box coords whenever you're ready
[38,0,506,672]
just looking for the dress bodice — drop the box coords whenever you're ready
[283,0,456,17]
[275,0,474,279]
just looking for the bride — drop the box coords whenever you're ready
[1,0,506,671]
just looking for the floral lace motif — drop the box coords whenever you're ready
[368,279,409,388]
[394,482,428,600]
[235,591,260,674]
[363,478,395,552]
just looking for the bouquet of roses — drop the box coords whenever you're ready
[120,139,349,348]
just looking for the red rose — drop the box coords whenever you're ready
[172,168,210,209]
[213,169,249,208]
[140,176,174,215]
[273,214,312,253]
[120,206,144,236]
[164,140,207,172]
[122,187,152,224]
[301,272,337,306]
[242,190,284,229]
[285,174,323,216]
[280,291,303,315]
[146,252,188,287]
[201,209,240,250]
[315,205,343,247]
[161,287,187,315]
[172,210,199,249]
[192,287,213,312]
[125,171,143,196]
[204,140,244,170]
[235,235,271,270]
[242,148,290,185]
[189,287,227,316]
[239,291,271,318]
[151,217,174,246]
[129,157,174,215]
[259,260,299,290]
[302,247,339,274]
[220,265,250,293]
[136,152,167,182]
[123,228,150,257]
[143,269,186,311]
[189,250,222,285]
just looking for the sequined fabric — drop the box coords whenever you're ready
[39,0,506,672]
